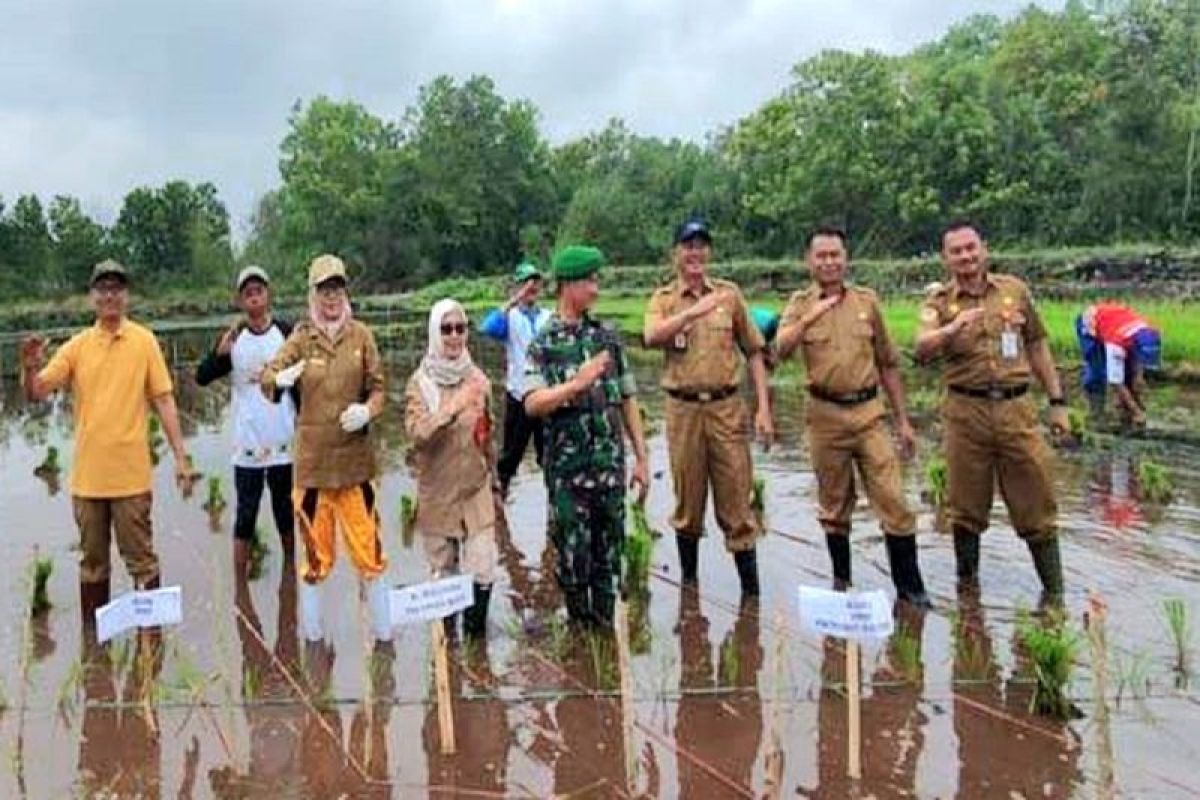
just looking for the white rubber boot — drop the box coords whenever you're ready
[300,580,325,642]
[365,577,393,643]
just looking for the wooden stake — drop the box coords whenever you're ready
[431,620,456,755]
[846,639,861,780]
[1087,593,1115,800]
[762,611,787,799]
[614,596,638,793]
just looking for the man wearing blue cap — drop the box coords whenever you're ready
[1077,301,1162,428]
[480,261,553,498]
[644,218,773,598]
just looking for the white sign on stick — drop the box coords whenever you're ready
[389,574,474,627]
[797,586,894,640]
[96,586,184,643]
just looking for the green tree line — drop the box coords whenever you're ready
[3,0,1199,299]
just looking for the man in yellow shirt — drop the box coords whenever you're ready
[21,260,192,636]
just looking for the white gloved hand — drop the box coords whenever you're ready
[275,360,306,388]
[340,403,371,433]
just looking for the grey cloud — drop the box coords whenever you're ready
[0,0,1058,231]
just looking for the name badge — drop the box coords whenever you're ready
[1000,330,1019,360]
[674,333,688,351]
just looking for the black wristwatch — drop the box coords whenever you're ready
[1048,396,1067,407]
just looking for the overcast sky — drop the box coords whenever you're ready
[0,0,1057,236]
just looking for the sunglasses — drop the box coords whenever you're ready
[440,322,467,336]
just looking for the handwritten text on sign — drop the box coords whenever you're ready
[389,574,474,627]
[798,586,894,640]
[96,586,183,643]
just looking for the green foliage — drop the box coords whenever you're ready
[34,445,60,476]
[1162,598,1192,680]
[751,476,766,515]
[248,529,270,582]
[30,556,53,616]
[1137,460,1175,504]
[203,476,227,514]
[1016,610,1082,719]
[924,457,948,508]
[624,504,653,591]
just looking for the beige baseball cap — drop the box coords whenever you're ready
[89,259,129,287]
[236,265,270,290]
[308,254,348,287]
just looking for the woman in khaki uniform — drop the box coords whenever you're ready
[261,254,390,644]
[405,298,498,640]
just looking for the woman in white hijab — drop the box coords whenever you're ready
[404,298,498,639]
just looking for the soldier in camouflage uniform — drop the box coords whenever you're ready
[525,245,650,628]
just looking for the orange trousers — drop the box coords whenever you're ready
[294,483,387,584]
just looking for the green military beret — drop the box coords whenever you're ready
[552,245,606,281]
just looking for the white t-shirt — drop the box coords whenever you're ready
[230,325,296,467]
[504,305,552,400]
[1104,342,1127,385]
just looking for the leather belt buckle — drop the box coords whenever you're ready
[697,391,712,402]
[986,386,1005,400]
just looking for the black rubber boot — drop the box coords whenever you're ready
[884,535,931,608]
[952,526,980,589]
[825,534,851,589]
[1025,535,1064,603]
[676,533,699,585]
[733,548,760,597]
[463,583,492,640]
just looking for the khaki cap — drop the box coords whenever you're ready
[308,254,348,287]
[89,259,129,287]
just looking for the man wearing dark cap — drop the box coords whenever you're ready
[479,261,553,498]
[196,265,298,582]
[524,245,649,628]
[644,219,773,597]
[21,259,193,637]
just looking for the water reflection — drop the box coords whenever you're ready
[76,631,164,798]
[208,569,303,796]
[811,604,925,797]
[422,643,511,794]
[675,590,763,799]
[953,596,1081,799]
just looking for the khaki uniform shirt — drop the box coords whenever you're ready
[918,273,1047,387]
[261,320,384,489]
[645,277,764,391]
[780,284,897,427]
[404,367,496,537]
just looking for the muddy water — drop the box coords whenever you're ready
[1,327,1199,798]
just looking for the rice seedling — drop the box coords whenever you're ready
[29,556,53,616]
[1015,610,1081,719]
[400,494,418,547]
[147,415,164,466]
[247,528,269,582]
[624,504,653,591]
[950,610,993,682]
[1137,461,1174,504]
[203,476,227,514]
[33,445,60,477]
[751,475,766,516]
[1162,598,1192,683]
[924,457,948,509]
[1112,648,1152,705]
[890,624,923,684]
[719,637,743,685]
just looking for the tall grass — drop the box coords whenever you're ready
[624,504,653,591]
[1162,598,1192,683]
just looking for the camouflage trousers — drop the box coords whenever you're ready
[548,479,626,624]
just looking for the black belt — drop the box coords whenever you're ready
[949,383,1029,400]
[666,386,738,403]
[808,384,879,406]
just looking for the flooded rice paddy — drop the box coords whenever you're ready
[1,326,1199,798]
